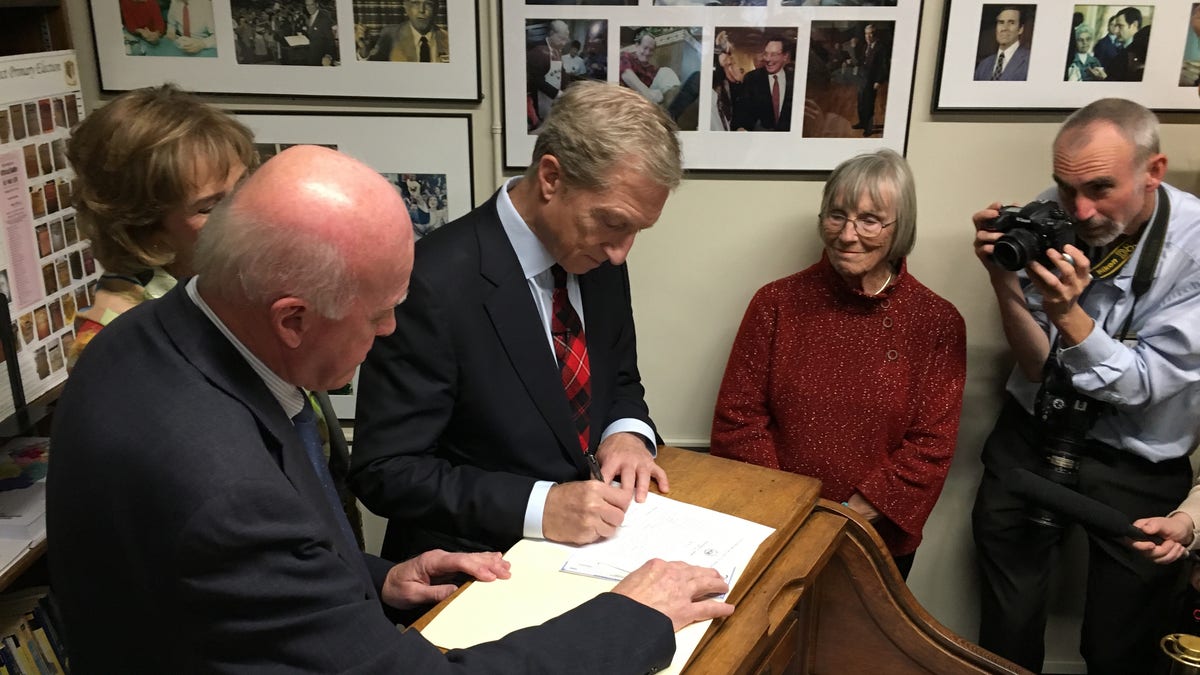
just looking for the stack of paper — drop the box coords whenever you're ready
[0,481,45,541]
[421,493,774,674]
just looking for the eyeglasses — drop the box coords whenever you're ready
[820,211,896,238]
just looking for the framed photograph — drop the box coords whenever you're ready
[499,0,923,172]
[232,112,475,417]
[935,1,1200,111]
[89,0,480,100]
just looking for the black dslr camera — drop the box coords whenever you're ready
[987,200,1077,272]
[1026,363,1109,529]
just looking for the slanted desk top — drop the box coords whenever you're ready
[414,447,1028,675]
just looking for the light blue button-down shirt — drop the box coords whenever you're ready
[1006,183,1200,462]
[495,178,656,538]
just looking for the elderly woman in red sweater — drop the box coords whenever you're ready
[710,149,966,578]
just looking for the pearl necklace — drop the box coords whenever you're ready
[868,272,892,297]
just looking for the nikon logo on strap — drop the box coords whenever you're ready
[1091,240,1139,280]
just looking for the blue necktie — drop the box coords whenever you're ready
[292,397,358,550]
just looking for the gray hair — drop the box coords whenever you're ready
[1058,98,1160,163]
[1074,23,1093,40]
[193,193,355,319]
[525,81,683,191]
[820,148,917,261]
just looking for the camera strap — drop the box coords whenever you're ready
[1112,184,1170,341]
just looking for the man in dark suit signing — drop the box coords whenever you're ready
[351,82,677,563]
[731,35,794,131]
[47,145,732,672]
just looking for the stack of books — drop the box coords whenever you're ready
[0,588,66,675]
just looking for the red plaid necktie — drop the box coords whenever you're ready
[551,264,591,453]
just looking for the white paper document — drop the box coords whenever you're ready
[560,492,774,594]
[419,495,775,674]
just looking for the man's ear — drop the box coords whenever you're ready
[270,296,308,349]
[1144,152,1167,193]
[536,154,563,203]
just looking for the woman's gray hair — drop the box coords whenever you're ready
[525,81,683,191]
[192,194,355,319]
[820,148,917,261]
[1059,98,1160,164]
[1074,22,1093,40]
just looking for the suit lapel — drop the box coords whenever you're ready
[475,200,590,471]
[155,286,374,591]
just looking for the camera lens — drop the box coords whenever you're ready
[992,230,1043,272]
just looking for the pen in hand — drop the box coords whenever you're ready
[585,449,604,482]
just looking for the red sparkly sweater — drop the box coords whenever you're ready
[711,254,966,556]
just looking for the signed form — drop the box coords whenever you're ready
[561,492,774,593]
[421,495,775,673]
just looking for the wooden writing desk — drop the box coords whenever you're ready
[415,446,1029,674]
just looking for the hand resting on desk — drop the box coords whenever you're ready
[382,549,512,609]
[612,559,735,632]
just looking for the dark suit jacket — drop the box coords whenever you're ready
[1092,34,1122,69]
[1106,26,1149,82]
[47,284,672,673]
[732,67,794,132]
[350,189,656,561]
[303,7,335,65]
[860,41,888,87]
[973,45,1030,81]
[367,20,449,62]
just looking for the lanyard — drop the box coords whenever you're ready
[1095,184,1170,342]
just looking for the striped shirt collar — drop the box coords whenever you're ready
[184,276,305,419]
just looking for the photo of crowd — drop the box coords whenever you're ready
[525,19,608,133]
[231,0,340,65]
[618,26,702,132]
[354,0,449,62]
[118,0,218,57]
[382,173,448,239]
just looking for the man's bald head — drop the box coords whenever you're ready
[194,145,415,390]
[195,145,413,319]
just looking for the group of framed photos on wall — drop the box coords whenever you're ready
[501,0,923,171]
[92,0,924,172]
[936,1,1200,111]
[89,0,1200,175]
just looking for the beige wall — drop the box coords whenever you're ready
[62,0,1200,671]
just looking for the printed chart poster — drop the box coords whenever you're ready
[0,50,97,419]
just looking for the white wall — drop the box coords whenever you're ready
[61,1,1200,671]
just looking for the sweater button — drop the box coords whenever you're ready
[881,299,891,309]
[883,317,893,328]
[886,349,898,360]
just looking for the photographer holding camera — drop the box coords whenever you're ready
[971,98,1200,674]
